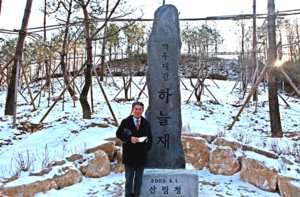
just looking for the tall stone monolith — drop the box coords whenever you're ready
[145,4,185,169]
[141,5,198,197]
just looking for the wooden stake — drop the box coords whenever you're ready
[0,57,14,76]
[31,62,61,104]
[20,62,36,110]
[13,58,20,128]
[113,80,130,100]
[131,80,148,97]
[280,67,300,97]
[90,71,94,113]
[92,65,119,126]
[105,62,116,85]
[136,82,147,102]
[286,85,300,100]
[180,78,189,90]
[228,61,270,130]
[40,63,86,123]
[278,92,290,107]
[207,75,220,89]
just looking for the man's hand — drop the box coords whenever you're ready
[131,137,139,144]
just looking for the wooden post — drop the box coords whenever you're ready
[92,65,119,126]
[228,62,270,130]
[38,63,44,107]
[20,62,36,110]
[63,71,65,111]
[40,63,86,123]
[73,38,76,107]
[267,0,282,137]
[90,70,94,113]
[13,58,20,128]
[100,0,109,81]
[105,62,116,85]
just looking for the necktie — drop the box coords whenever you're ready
[136,119,139,131]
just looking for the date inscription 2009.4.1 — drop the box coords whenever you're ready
[151,178,179,183]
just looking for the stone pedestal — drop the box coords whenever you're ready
[140,166,198,197]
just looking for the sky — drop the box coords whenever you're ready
[0,0,300,52]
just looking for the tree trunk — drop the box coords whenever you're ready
[267,0,282,137]
[80,0,93,119]
[60,0,75,97]
[5,0,33,115]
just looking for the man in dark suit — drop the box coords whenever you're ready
[116,101,152,197]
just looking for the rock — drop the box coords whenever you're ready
[241,144,278,159]
[182,133,217,143]
[47,160,66,168]
[116,147,122,164]
[104,137,123,146]
[146,4,185,169]
[110,163,118,172]
[83,150,110,178]
[30,167,52,176]
[2,175,18,184]
[86,141,115,161]
[53,165,83,189]
[240,152,278,192]
[181,136,210,170]
[79,165,88,175]
[23,179,58,197]
[66,154,83,162]
[1,179,58,197]
[209,146,240,175]
[280,157,294,165]
[115,164,125,173]
[213,137,241,151]
[278,175,300,197]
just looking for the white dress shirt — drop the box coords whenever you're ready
[133,116,140,128]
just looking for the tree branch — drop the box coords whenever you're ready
[85,0,91,7]
[92,22,136,41]
[90,0,121,41]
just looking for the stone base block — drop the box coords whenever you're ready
[140,166,198,197]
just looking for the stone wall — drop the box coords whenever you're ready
[1,136,299,197]
[182,133,300,196]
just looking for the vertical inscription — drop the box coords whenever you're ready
[146,4,185,169]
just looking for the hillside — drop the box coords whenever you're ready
[0,74,299,196]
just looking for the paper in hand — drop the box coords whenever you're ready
[137,136,147,143]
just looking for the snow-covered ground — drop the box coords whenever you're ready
[0,75,299,196]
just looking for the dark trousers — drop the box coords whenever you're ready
[125,164,145,197]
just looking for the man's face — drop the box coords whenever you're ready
[132,104,143,119]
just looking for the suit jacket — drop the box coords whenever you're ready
[116,115,152,165]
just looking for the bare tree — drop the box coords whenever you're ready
[76,0,133,118]
[46,0,77,97]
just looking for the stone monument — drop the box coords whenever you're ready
[141,4,198,197]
